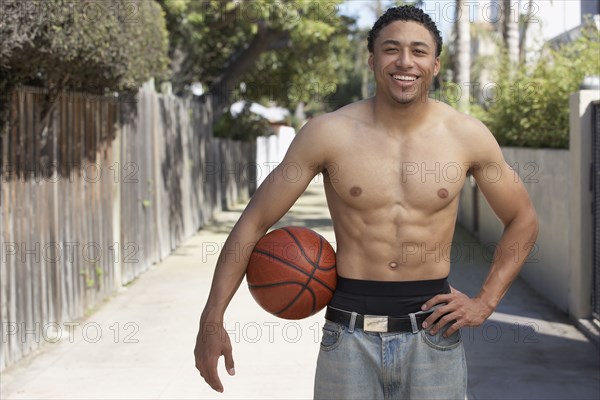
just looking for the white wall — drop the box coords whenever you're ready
[255,126,296,188]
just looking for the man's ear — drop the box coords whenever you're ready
[433,56,440,77]
[368,53,374,71]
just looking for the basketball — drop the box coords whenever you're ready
[246,226,337,320]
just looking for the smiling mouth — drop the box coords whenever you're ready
[391,74,419,82]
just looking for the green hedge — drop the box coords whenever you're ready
[0,0,169,95]
[472,24,599,149]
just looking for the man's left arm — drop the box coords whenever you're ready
[421,119,539,336]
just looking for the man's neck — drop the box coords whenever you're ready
[371,93,433,136]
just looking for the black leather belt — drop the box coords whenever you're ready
[325,306,435,333]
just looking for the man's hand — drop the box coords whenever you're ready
[420,287,494,337]
[194,319,235,393]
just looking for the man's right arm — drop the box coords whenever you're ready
[194,116,333,393]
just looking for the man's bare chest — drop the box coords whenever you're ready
[323,133,470,213]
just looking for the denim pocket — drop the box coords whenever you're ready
[420,323,462,351]
[320,320,343,351]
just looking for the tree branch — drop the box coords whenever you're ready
[208,21,288,123]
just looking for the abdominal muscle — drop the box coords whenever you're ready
[324,180,459,282]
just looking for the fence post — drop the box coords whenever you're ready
[113,111,122,290]
[569,89,600,320]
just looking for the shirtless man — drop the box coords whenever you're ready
[195,6,538,399]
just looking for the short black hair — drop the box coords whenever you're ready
[367,5,443,57]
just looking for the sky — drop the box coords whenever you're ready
[339,0,586,44]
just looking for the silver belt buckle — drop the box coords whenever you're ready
[363,315,388,332]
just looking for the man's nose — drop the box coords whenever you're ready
[395,50,414,68]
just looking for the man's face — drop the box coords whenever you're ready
[368,20,440,105]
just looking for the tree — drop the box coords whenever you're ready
[0,0,169,95]
[322,26,368,112]
[157,0,351,122]
[453,0,471,112]
[519,0,536,64]
[501,0,519,64]
[0,0,170,130]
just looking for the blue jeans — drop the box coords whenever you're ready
[314,315,467,400]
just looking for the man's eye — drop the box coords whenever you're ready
[414,50,426,54]
[385,48,397,52]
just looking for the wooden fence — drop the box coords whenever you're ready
[0,84,256,371]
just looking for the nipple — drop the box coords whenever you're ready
[437,188,448,199]
[350,186,362,197]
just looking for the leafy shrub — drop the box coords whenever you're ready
[0,0,169,95]
[473,23,600,149]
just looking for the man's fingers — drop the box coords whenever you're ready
[429,311,458,335]
[444,320,463,337]
[421,293,452,311]
[205,368,224,392]
[195,320,235,393]
[223,347,235,376]
[422,302,453,329]
[422,310,442,329]
[203,356,224,393]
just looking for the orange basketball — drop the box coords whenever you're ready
[246,226,337,320]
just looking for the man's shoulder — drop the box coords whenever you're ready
[332,99,372,119]
[435,103,503,168]
[312,100,371,126]
[431,101,492,140]
[287,104,366,168]
[301,100,370,137]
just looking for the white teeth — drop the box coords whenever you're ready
[392,75,417,81]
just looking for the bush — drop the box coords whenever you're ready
[473,23,600,149]
[0,0,169,95]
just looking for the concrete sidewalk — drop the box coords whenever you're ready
[1,182,599,399]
